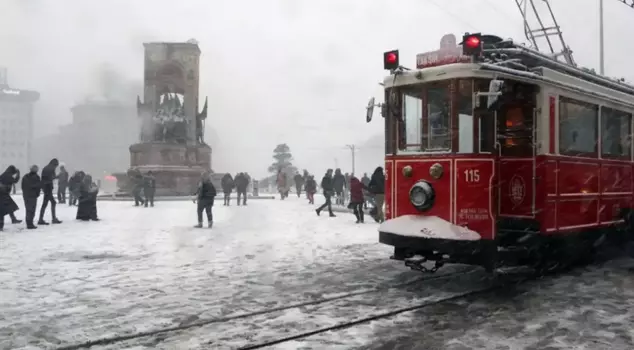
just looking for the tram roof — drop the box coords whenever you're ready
[383,63,634,110]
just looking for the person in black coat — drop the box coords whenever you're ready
[293,172,304,198]
[143,171,156,207]
[193,171,216,228]
[39,158,62,225]
[368,166,385,223]
[76,174,99,221]
[220,173,234,206]
[57,165,69,204]
[21,165,41,229]
[68,172,79,206]
[0,165,21,231]
[129,168,145,207]
[305,175,317,204]
[302,169,310,199]
[316,169,335,217]
[235,172,249,206]
[332,168,346,205]
[69,171,84,206]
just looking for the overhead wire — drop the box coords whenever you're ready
[422,0,479,32]
[479,0,522,27]
[615,0,634,8]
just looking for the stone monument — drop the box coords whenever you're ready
[114,39,213,196]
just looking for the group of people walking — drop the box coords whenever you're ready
[220,172,251,206]
[278,166,385,224]
[127,168,157,207]
[0,158,100,231]
[193,171,251,228]
[313,167,384,223]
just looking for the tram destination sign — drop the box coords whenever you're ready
[416,34,471,69]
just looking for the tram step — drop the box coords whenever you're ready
[403,255,426,263]
[495,265,535,275]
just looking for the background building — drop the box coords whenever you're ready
[0,69,40,172]
[32,99,138,179]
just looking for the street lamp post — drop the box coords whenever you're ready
[599,0,604,74]
[346,144,356,175]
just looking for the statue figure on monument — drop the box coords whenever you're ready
[148,92,189,143]
[196,97,208,144]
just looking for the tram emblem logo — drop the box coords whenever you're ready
[509,175,525,206]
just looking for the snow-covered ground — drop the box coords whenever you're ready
[1,195,633,349]
[0,195,419,349]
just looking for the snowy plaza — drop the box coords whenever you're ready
[1,196,634,350]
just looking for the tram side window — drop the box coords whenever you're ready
[457,79,473,153]
[559,96,598,157]
[601,107,632,159]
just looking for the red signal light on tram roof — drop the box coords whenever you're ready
[383,50,399,70]
[464,36,481,48]
[462,33,482,56]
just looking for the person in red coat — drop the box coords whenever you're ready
[348,175,365,223]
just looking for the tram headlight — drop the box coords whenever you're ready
[409,180,435,211]
[429,163,443,179]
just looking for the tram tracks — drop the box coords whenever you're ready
[55,266,476,350]
[235,269,494,350]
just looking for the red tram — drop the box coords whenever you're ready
[368,33,634,273]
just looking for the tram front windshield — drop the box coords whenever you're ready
[390,79,495,154]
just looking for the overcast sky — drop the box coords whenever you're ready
[1,0,632,178]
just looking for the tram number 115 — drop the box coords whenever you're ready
[464,169,480,183]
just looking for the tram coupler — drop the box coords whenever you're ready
[404,256,445,273]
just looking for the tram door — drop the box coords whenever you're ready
[495,82,539,234]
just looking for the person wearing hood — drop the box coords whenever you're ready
[276,169,289,200]
[302,169,310,199]
[304,175,317,204]
[193,171,216,228]
[332,168,346,205]
[68,171,79,206]
[143,171,156,207]
[39,158,62,225]
[76,174,100,221]
[21,165,41,229]
[235,172,249,206]
[130,168,145,207]
[69,171,85,206]
[368,166,385,223]
[56,165,69,204]
[361,172,371,209]
[348,175,366,223]
[0,165,22,230]
[220,173,234,206]
[316,169,335,217]
[293,172,304,198]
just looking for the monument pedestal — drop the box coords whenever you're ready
[114,142,215,196]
